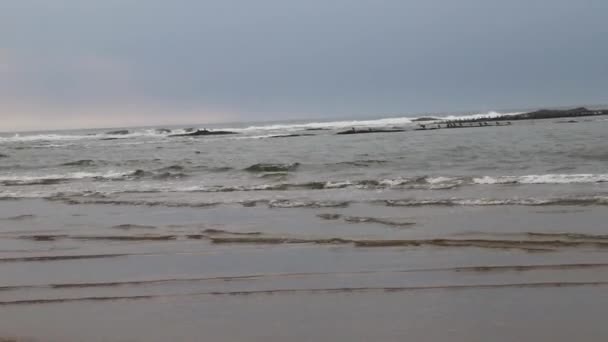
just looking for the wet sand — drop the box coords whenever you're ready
[1,198,608,341]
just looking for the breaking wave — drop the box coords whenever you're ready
[4,171,606,191]
[383,196,608,207]
[473,174,608,184]
[166,177,459,193]
[0,171,184,186]
[207,174,608,192]
[440,111,522,121]
[222,117,416,133]
[0,171,133,186]
[40,193,608,209]
[0,129,176,143]
[234,173,608,192]
[47,196,221,208]
[0,133,97,143]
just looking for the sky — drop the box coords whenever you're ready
[1,0,607,132]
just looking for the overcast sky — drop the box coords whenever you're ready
[1,0,607,131]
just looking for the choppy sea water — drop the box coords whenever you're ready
[1,113,608,341]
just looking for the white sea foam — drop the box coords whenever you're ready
[473,174,608,185]
[0,170,134,183]
[222,117,414,133]
[323,181,354,189]
[387,196,608,207]
[0,129,175,143]
[377,178,410,187]
[425,176,458,184]
[0,134,96,143]
[440,111,523,121]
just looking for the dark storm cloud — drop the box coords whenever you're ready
[1,0,607,131]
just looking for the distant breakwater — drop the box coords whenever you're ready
[441,107,607,124]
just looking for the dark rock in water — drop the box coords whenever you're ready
[170,129,237,137]
[130,169,148,177]
[155,128,172,133]
[195,151,202,154]
[106,130,130,135]
[336,128,405,135]
[112,224,156,230]
[240,200,260,207]
[20,234,66,241]
[100,137,119,141]
[157,165,185,172]
[201,228,262,236]
[412,117,438,122]
[305,128,330,131]
[61,159,96,167]
[245,163,300,173]
[269,134,315,138]
[210,166,232,172]
[1,214,36,221]
[0,153,8,158]
[317,213,342,220]
[183,127,196,132]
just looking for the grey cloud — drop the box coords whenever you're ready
[1,0,607,131]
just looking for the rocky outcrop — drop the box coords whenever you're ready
[244,163,300,173]
[269,134,315,138]
[517,107,606,120]
[445,107,608,124]
[169,129,237,137]
[336,128,405,135]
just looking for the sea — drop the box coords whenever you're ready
[1,111,608,341]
